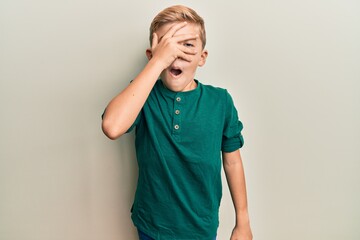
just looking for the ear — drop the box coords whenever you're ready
[146,48,152,60]
[198,49,208,67]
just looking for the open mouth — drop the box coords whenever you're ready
[170,67,183,77]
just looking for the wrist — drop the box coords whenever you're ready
[148,56,167,72]
[235,210,250,227]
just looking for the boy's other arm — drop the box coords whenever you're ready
[102,22,198,140]
[223,149,253,240]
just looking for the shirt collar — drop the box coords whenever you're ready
[157,79,201,99]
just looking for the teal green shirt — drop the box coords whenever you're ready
[128,79,244,239]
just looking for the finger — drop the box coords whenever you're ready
[151,33,158,49]
[172,33,198,43]
[178,46,198,55]
[178,52,192,62]
[163,21,188,39]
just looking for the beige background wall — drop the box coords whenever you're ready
[1,0,359,239]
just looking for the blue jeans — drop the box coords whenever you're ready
[137,229,216,240]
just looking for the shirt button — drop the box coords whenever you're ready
[176,97,181,102]
[175,110,180,115]
[174,124,180,130]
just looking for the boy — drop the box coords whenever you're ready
[102,5,252,240]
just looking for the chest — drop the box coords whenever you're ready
[144,93,225,145]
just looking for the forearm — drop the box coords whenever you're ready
[223,150,250,226]
[102,59,163,139]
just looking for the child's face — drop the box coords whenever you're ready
[154,22,208,92]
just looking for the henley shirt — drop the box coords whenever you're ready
[126,79,244,240]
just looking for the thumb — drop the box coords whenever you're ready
[152,33,158,49]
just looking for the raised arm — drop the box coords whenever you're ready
[102,22,198,139]
[222,149,253,240]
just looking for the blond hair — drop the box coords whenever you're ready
[149,5,206,49]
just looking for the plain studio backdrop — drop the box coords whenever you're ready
[1,0,359,239]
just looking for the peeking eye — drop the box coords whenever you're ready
[184,43,194,47]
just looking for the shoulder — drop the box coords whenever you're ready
[199,81,229,98]
[199,82,234,107]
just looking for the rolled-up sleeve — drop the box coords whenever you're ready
[221,90,244,152]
